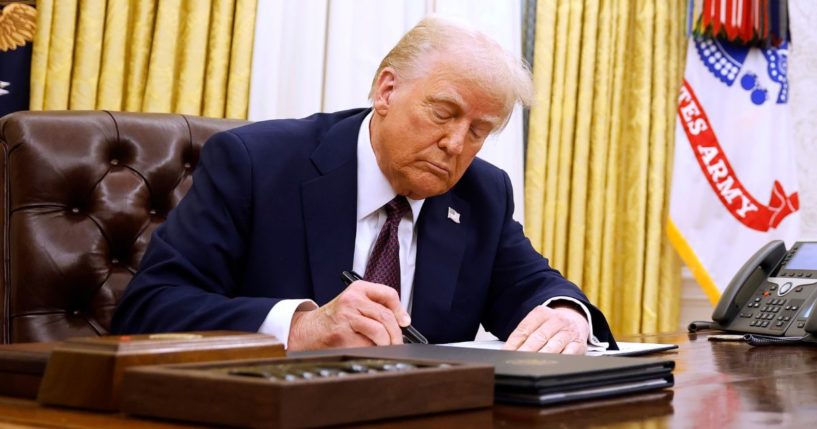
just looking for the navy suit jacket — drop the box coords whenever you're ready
[112,108,616,346]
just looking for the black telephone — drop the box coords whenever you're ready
[693,240,817,341]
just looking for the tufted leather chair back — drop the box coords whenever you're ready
[0,111,247,343]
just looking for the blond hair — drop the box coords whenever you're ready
[368,15,533,113]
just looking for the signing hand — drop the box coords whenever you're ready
[287,280,410,351]
[503,304,590,354]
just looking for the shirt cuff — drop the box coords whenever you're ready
[258,299,318,348]
[543,296,610,352]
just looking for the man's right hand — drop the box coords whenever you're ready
[286,281,410,351]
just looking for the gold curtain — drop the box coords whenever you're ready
[29,0,256,119]
[525,0,686,336]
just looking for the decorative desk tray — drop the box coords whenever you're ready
[120,355,494,428]
[37,331,284,411]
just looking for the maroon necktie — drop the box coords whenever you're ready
[364,195,410,295]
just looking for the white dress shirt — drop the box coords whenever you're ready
[259,111,605,350]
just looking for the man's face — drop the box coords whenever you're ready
[370,57,509,200]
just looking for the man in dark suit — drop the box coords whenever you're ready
[112,16,616,354]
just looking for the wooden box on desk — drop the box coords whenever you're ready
[120,355,494,428]
[0,342,55,398]
[37,331,284,411]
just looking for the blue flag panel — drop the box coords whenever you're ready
[0,42,32,117]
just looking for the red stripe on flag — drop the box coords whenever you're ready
[741,0,753,42]
[725,0,737,39]
[702,0,713,29]
[713,0,723,35]
[677,80,798,232]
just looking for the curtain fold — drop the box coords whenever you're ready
[28,0,52,110]
[525,0,686,336]
[30,0,256,119]
[68,0,105,110]
[96,0,128,111]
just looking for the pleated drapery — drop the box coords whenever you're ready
[29,0,256,119]
[525,0,686,336]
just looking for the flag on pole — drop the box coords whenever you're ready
[668,33,799,304]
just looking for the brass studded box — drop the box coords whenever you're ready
[36,331,284,411]
[120,355,494,428]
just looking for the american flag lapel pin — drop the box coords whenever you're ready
[447,207,460,224]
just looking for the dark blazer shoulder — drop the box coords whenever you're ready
[231,108,369,141]
[198,108,369,179]
[223,108,369,153]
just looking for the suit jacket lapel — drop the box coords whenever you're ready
[412,192,469,335]
[302,109,369,304]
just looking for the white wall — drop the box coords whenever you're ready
[790,0,817,240]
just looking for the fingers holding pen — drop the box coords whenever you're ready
[287,280,408,350]
[347,282,405,345]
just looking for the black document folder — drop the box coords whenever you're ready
[294,344,674,406]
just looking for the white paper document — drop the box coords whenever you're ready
[441,340,678,356]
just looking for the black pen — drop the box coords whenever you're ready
[340,270,428,345]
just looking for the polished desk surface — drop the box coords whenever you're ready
[1,330,816,428]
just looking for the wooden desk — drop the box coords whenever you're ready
[1,331,816,428]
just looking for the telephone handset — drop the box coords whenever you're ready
[704,240,817,340]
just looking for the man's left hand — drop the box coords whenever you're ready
[502,304,590,354]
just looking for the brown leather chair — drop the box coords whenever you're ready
[0,111,247,343]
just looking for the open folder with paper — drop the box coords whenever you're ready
[441,340,678,356]
[294,344,675,406]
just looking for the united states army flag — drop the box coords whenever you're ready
[668,35,800,303]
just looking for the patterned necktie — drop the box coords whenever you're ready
[364,195,411,295]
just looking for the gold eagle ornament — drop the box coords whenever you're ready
[0,2,36,52]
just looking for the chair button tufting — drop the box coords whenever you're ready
[110,159,119,166]
[71,310,81,316]
[111,258,120,265]
[71,207,80,214]
[149,209,157,215]
[183,162,192,169]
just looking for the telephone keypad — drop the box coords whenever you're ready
[744,294,806,331]
[732,275,816,333]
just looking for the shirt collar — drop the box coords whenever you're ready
[357,110,425,221]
